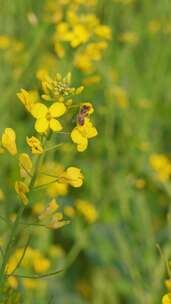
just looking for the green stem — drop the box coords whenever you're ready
[0,205,24,298]
[0,137,46,298]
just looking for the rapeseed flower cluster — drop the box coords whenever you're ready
[53,4,111,72]
[0,70,97,300]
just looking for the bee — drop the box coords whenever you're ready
[77,105,91,126]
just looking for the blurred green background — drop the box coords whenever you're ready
[1,0,171,303]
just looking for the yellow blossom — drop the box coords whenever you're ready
[0,35,10,49]
[36,68,49,81]
[39,199,59,220]
[19,153,32,177]
[95,25,112,39]
[31,102,66,133]
[32,202,45,215]
[26,136,43,154]
[112,86,129,108]
[38,199,69,229]
[59,167,84,187]
[33,256,50,273]
[162,294,171,304]
[119,31,139,45]
[76,199,98,223]
[2,128,17,155]
[15,181,29,205]
[149,154,171,182]
[17,89,35,112]
[47,212,69,229]
[64,206,76,217]
[71,118,97,152]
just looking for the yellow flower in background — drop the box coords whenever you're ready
[63,24,90,47]
[39,199,59,220]
[19,153,32,177]
[47,212,69,229]
[119,31,139,45]
[32,202,45,215]
[26,136,43,154]
[35,162,68,197]
[15,181,29,205]
[112,86,129,108]
[162,293,171,304]
[17,89,36,112]
[34,256,50,273]
[64,206,76,217]
[31,102,66,133]
[0,35,10,49]
[49,245,65,258]
[95,25,112,40]
[36,68,49,81]
[75,41,108,72]
[149,154,171,182]
[38,199,69,229]
[2,128,17,155]
[71,118,97,152]
[59,167,84,187]
[76,199,98,223]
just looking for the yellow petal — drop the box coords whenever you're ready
[17,89,34,112]
[31,103,48,119]
[35,118,49,133]
[49,102,66,118]
[2,128,17,155]
[86,125,98,138]
[26,136,43,154]
[66,167,84,187]
[19,153,32,177]
[49,119,62,132]
[77,140,88,152]
[71,128,84,144]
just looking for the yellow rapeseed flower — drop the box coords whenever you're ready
[31,102,66,133]
[2,128,17,155]
[76,199,98,223]
[26,136,43,154]
[15,181,29,205]
[19,153,32,177]
[0,35,10,49]
[59,167,84,187]
[149,154,171,182]
[162,293,171,304]
[71,118,97,152]
[17,89,35,112]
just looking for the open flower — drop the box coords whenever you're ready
[31,102,66,133]
[2,128,17,155]
[15,181,29,205]
[162,293,171,304]
[59,167,84,187]
[26,136,43,154]
[71,118,97,152]
[76,199,98,223]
